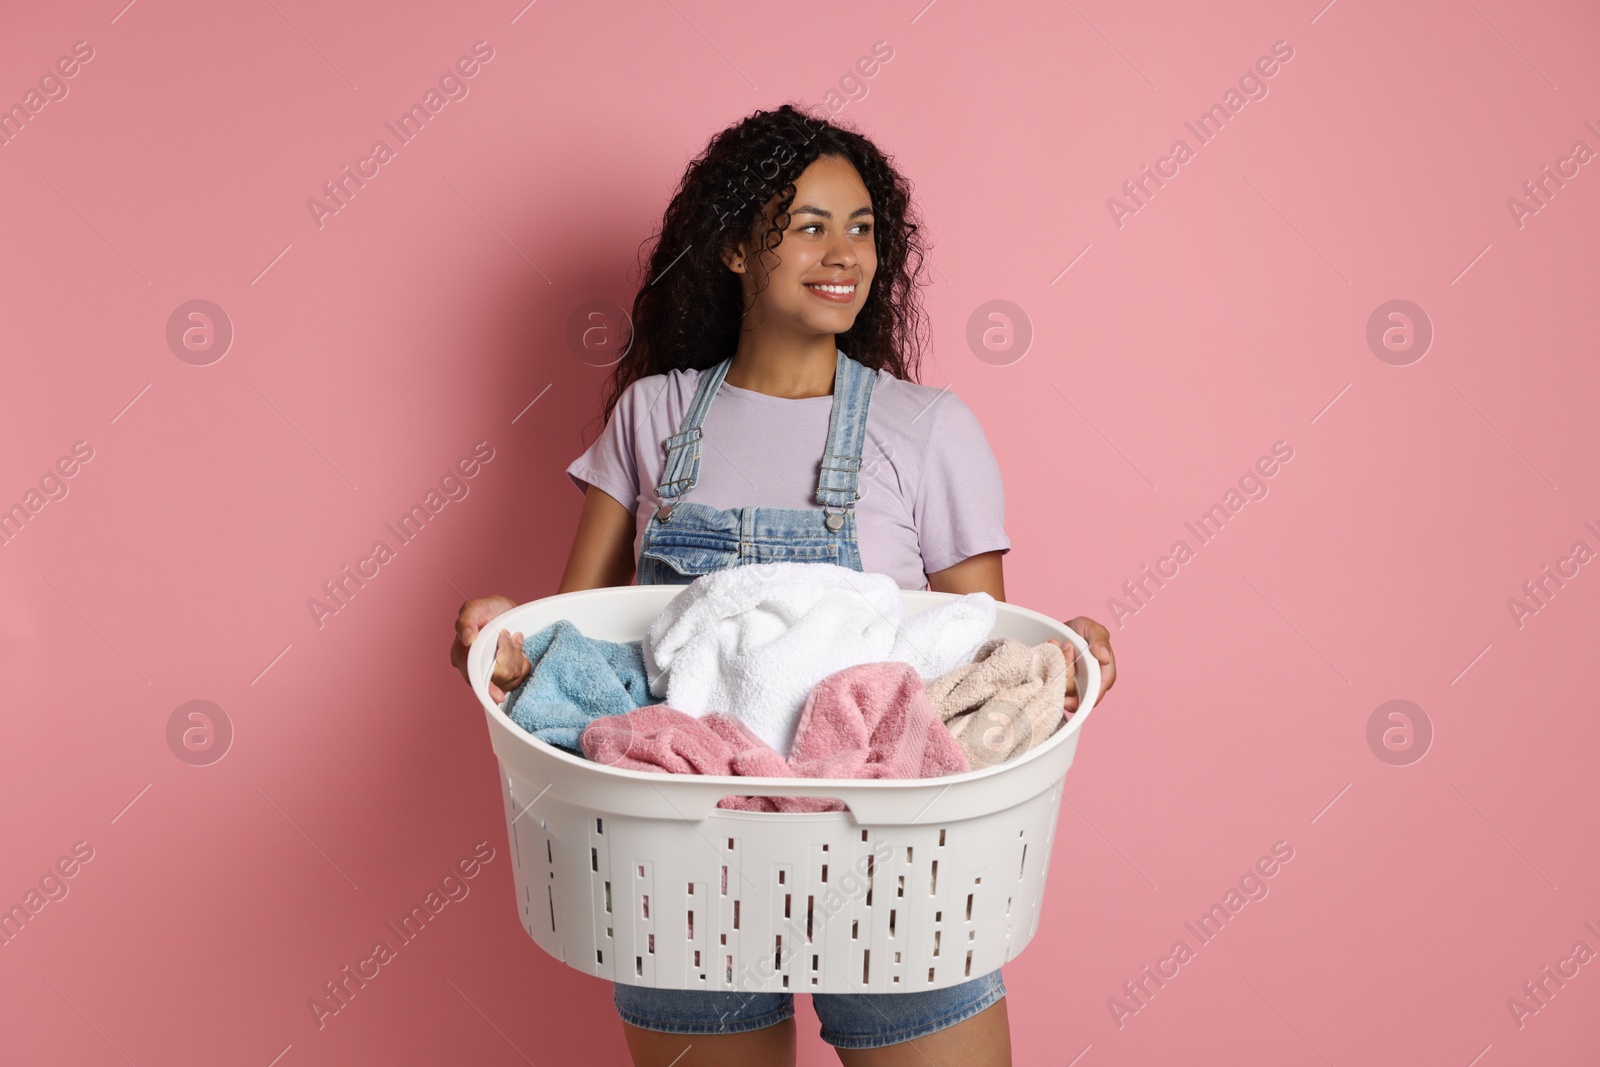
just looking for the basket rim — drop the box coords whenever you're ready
[468,585,1101,792]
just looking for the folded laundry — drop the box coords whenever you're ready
[642,561,995,756]
[505,620,654,753]
[580,661,971,811]
[924,637,1073,770]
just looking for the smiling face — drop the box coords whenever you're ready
[723,153,877,338]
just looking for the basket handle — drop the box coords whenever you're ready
[634,776,964,824]
[631,762,1053,825]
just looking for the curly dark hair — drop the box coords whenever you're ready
[587,103,932,434]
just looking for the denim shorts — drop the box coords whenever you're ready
[612,969,1005,1051]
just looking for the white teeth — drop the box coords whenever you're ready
[808,284,854,294]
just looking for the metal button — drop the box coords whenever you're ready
[825,512,844,532]
[657,504,674,522]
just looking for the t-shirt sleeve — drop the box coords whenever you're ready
[913,392,1012,574]
[566,382,643,514]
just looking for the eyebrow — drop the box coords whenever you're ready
[790,204,875,220]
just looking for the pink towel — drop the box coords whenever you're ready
[579,662,970,812]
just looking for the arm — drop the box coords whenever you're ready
[556,484,638,594]
[926,550,1006,602]
[459,484,637,702]
[927,550,1117,712]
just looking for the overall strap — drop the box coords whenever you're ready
[815,349,878,514]
[653,357,735,504]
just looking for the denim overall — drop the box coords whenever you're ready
[615,346,1008,1047]
[634,347,872,585]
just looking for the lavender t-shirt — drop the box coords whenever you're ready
[565,364,1010,591]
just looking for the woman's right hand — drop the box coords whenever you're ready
[451,595,533,703]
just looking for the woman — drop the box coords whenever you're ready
[451,103,1117,1066]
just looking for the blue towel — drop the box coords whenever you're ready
[506,620,653,752]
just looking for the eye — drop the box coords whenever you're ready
[796,221,874,235]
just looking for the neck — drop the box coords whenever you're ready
[723,336,839,399]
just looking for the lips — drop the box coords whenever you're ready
[805,281,857,302]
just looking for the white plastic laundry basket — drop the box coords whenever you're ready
[467,586,1101,995]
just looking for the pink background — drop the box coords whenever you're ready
[3,1,1597,1064]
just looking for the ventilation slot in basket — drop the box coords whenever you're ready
[807,896,815,941]
[863,949,871,983]
[930,860,939,895]
[1019,843,1028,878]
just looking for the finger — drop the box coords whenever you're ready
[492,630,517,679]
[457,603,481,644]
[458,599,500,645]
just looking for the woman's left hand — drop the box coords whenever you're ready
[1050,616,1117,713]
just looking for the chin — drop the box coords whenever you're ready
[810,313,860,335]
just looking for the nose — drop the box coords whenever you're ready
[823,233,857,268]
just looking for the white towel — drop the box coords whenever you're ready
[643,562,995,756]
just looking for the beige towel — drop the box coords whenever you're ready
[924,638,1073,769]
